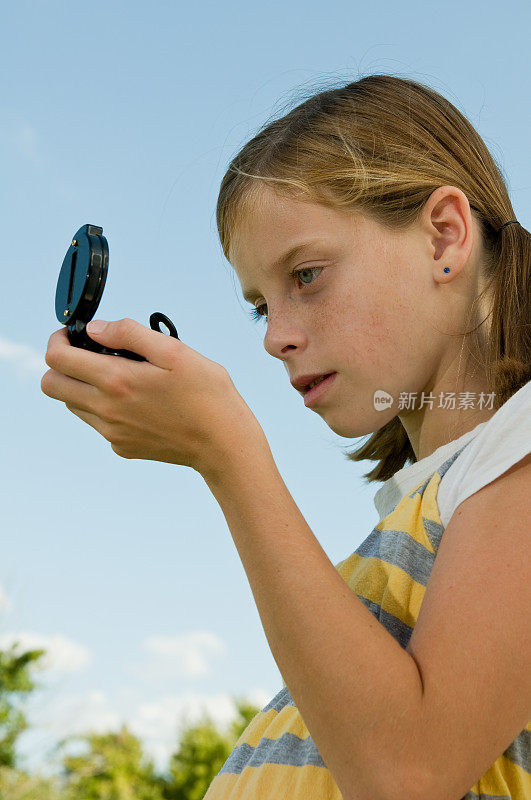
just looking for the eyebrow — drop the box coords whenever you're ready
[241,240,325,304]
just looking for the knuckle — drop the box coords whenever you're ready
[218,363,230,382]
[102,373,128,398]
[164,347,180,371]
[99,401,118,424]
[45,349,57,369]
[40,372,51,394]
[212,361,231,387]
[98,418,116,442]
[111,442,131,459]
[118,318,135,337]
[45,333,55,352]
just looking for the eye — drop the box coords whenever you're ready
[247,266,323,324]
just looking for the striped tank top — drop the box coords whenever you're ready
[203,441,530,800]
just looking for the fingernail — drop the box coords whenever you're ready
[87,320,107,334]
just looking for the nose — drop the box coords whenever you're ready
[263,314,304,360]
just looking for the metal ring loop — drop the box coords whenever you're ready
[149,312,179,340]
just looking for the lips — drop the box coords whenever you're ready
[303,372,338,407]
[291,372,336,393]
[305,373,333,392]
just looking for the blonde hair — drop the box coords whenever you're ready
[216,74,530,482]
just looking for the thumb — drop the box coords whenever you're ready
[86,317,176,368]
[86,319,108,336]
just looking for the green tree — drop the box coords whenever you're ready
[0,643,46,768]
[163,696,260,800]
[58,725,164,800]
[0,766,64,800]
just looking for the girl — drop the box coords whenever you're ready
[42,74,530,799]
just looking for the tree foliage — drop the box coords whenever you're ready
[0,642,262,799]
[0,766,64,800]
[58,725,165,800]
[163,696,257,800]
[0,642,46,767]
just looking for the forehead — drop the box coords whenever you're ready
[229,183,356,273]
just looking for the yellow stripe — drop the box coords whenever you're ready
[236,705,309,748]
[421,472,445,525]
[204,746,531,800]
[378,472,444,551]
[203,762,343,800]
[204,465,530,800]
[466,752,531,800]
[381,498,435,551]
[336,551,427,629]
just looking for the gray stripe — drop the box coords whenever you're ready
[220,437,529,790]
[219,733,326,775]
[262,685,295,714]
[461,793,510,799]
[406,450,457,501]
[355,526,436,586]
[218,721,529,787]
[423,515,445,553]
[504,726,531,773]
[352,447,471,585]
[360,595,415,649]
[383,442,472,521]
[263,684,529,773]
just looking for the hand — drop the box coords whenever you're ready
[41,318,261,475]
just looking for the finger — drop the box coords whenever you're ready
[85,317,179,370]
[65,404,114,442]
[45,327,128,391]
[41,367,100,409]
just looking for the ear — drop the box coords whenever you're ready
[420,186,476,285]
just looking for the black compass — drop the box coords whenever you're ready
[55,224,179,361]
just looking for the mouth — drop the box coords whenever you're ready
[303,373,338,407]
[303,373,335,393]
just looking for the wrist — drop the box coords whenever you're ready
[195,388,269,485]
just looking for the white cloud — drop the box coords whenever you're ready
[133,690,238,739]
[17,688,123,776]
[130,686,272,770]
[141,630,228,677]
[39,689,121,738]
[0,335,47,377]
[0,631,92,672]
[19,685,273,776]
[129,690,238,769]
[126,687,271,771]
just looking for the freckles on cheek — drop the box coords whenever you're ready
[365,303,393,344]
[358,304,397,370]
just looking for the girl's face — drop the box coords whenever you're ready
[229,183,486,444]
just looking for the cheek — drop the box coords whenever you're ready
[332,284,419,378]
[329,287,393,353]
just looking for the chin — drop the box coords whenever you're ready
[322,418,371,438]
[323,409,397,439]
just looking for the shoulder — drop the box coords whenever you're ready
[437,382,531,528]
[406,450,531,799]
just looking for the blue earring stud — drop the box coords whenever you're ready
[443,267,450,273]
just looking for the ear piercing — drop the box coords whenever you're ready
[443,267,450,273]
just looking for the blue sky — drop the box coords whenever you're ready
[1,0,529,776]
